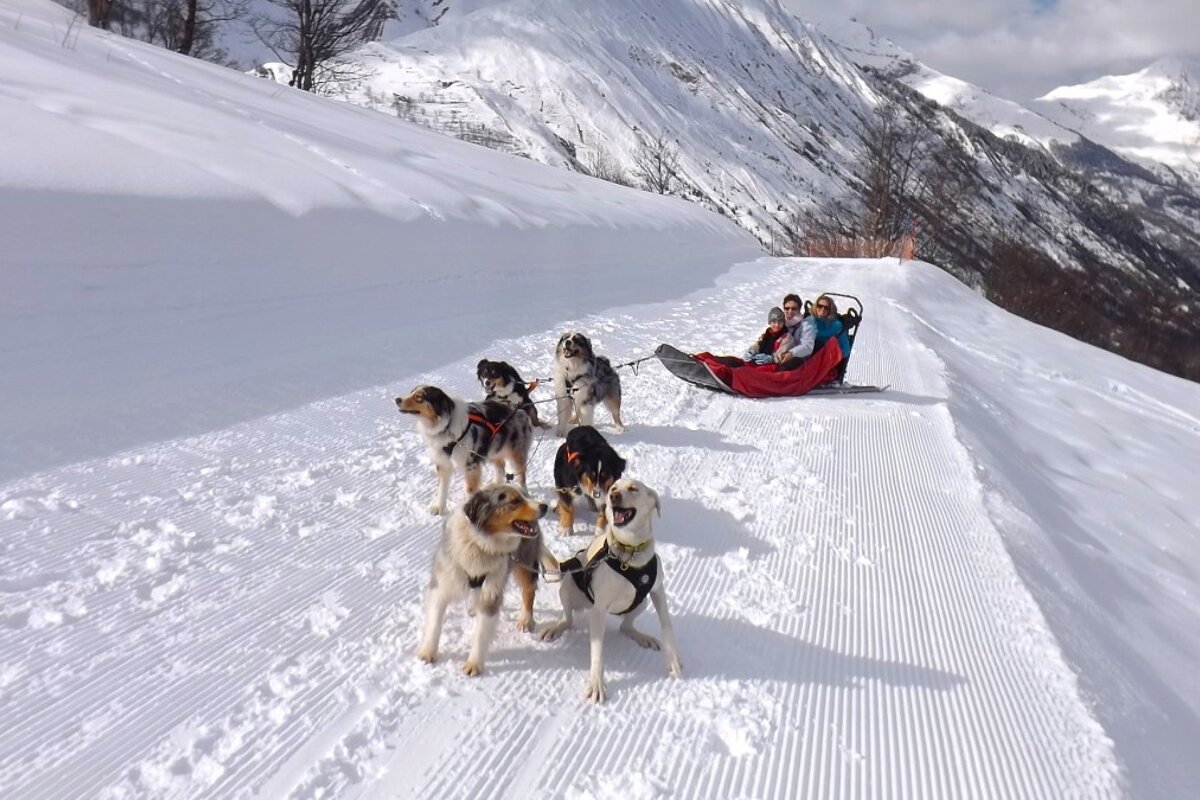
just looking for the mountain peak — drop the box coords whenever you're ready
[1141,55,1200,84]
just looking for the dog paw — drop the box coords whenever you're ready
[427,502,444,516]
[584,677,607,704]
[463,660,483,677]
[627,631,661,650]
[539,623,567,642]
[417,647,437,664]
[613,424,627,433]
[515,614,534,633]
[667,655,683,677]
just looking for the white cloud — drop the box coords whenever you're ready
[782,0,1200,101]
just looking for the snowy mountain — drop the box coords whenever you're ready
[313,0,1200,381]
[822,17,1082,156]
[4,1,1200,798]
[1037,57,1200,179]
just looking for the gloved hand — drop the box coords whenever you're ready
[742,351,756,362]
[752,353,773,365]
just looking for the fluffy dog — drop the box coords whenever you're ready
[476,358,551,429]
[396,385,533,516]
[553,331,625,436]
[418,484,549,675]
[540,478,682,703]
[553,425,627,534]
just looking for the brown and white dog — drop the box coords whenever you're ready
[418,484,549,675]
[553,331,625,436]
[396,385,533,516]
[540,478,682,703]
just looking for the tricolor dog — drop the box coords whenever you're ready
[553,425,626,534]
[553,331,625,436]
[540,478,682,703]
[396,385,533,516]
[476,358,551,430]
[418,484,549,675]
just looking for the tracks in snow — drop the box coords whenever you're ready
[0,261,1118,799]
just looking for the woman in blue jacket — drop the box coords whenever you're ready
[811,294,850,357]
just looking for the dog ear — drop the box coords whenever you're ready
[648,486,661,517]
[614,455,627,477]
[476,359,488,373]
[424,386,454,418]
[579,334,594,359]
[463,489,493,528]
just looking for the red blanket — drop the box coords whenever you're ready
[694,339,843,398]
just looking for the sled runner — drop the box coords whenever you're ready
[655,293,885,398]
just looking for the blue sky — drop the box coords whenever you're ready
[783,0,1200,101]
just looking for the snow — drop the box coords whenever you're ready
[3,1,1200,799]
[1037,57,1200,176]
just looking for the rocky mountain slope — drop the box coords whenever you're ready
[293,0,1200,377]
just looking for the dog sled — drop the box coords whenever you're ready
[655,293,886,399]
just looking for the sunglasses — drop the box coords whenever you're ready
[815,302,831,311]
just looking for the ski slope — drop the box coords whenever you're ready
[3,1,1199,796]
[4,258,1199,799]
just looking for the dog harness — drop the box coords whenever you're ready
[442,409,516,459]
[560,540,658,615]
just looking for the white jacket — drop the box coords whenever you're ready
[784,317,816,359]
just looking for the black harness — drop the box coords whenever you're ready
[560,540,658,615]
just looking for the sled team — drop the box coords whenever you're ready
[395,295,851,703]
[397,330,677,704]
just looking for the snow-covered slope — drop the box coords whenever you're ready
[344,0,878,243]
[1037,57,1200,178]
[4,2,1200,798]
[0,0,757,481]
[319,0,1200,370]
[4,254,1199,799]
[821,18,1081,156]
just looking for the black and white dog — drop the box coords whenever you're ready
[396,386,533,515]
[476,358,551,429]
[553,331,625,436]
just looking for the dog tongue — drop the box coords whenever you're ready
[613,508,635,526]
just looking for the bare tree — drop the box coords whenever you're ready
[86,0,114,28]
[789,105,978,260]
[253,0,393,92]
[632,132,680,195]
[581,143,634,187]
[128,0,244,59]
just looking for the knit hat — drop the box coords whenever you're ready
[767,306,785,325]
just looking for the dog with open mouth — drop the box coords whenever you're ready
[418,484,549,676]
[540,478,683,703]
[553,331,625,436]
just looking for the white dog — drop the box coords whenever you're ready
[540,478,682,703]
